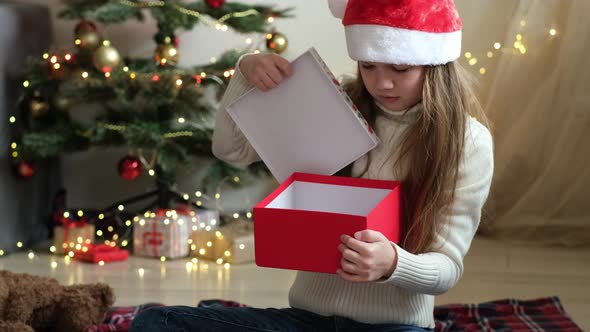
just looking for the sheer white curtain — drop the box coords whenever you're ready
[459,0,590,246]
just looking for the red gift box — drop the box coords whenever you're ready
[253,172,401,274]
[74,244,129,264]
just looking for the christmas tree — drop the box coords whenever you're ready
[9,0,291,208]
[6,0,292,249]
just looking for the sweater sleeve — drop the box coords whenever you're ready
[211,55,262,167]
[378,118,494,295]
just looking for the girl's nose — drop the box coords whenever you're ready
[376,70,394,90]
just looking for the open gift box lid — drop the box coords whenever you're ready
[225,48,379,183]
[253,173,402,273]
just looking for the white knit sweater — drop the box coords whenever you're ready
[212,64,494,329]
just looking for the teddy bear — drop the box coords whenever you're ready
[0,270,115,332]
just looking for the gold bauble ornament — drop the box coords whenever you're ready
[93,43,122,73]
[266,32,288,54]
[75,29,101,52]
[30,98,50,118]
[154,43,179,66]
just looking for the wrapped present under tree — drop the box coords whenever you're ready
[53,216,95,255]
[133,208,191,259]
[191,219,254,264]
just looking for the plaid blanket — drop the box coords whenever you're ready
[87,297,582,332]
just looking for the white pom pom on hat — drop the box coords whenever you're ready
[328,0,462,66]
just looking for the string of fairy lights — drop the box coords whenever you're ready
[461,20,558,76]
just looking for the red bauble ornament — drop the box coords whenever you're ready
[205,0,225,9]
[14,161,36,180]
[75,20,98,34]
[117,156,143,181]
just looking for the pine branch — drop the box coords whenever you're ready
[57,0,293,34]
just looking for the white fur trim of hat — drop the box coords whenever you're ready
[328,0,463,65]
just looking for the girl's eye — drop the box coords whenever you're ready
[361,64,375,70]
[393,66,409,73]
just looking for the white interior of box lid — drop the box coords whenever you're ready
[266,181,391,216]
[225,49,377,183]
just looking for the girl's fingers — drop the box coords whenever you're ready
[256,73,276,91]
[265,63,285,85]
[340,235,370,256]
[275,56,294,77]
[338,244,364,266]
[354,230,388,243]
[340,257,358,275]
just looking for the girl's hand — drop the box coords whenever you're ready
[239,53,294,92]
[337,230,398,282]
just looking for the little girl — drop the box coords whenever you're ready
[131,0,494,331]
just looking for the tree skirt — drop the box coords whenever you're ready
[87,297,582,332]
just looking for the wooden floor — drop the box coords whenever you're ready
[1,236,588,330]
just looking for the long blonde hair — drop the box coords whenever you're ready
[343,61,489,254]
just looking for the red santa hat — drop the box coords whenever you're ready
[328,0,462,65]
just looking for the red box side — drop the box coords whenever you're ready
[254,207,366,274]
[367,182,402,244]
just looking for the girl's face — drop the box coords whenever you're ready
[359,62,426,112]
